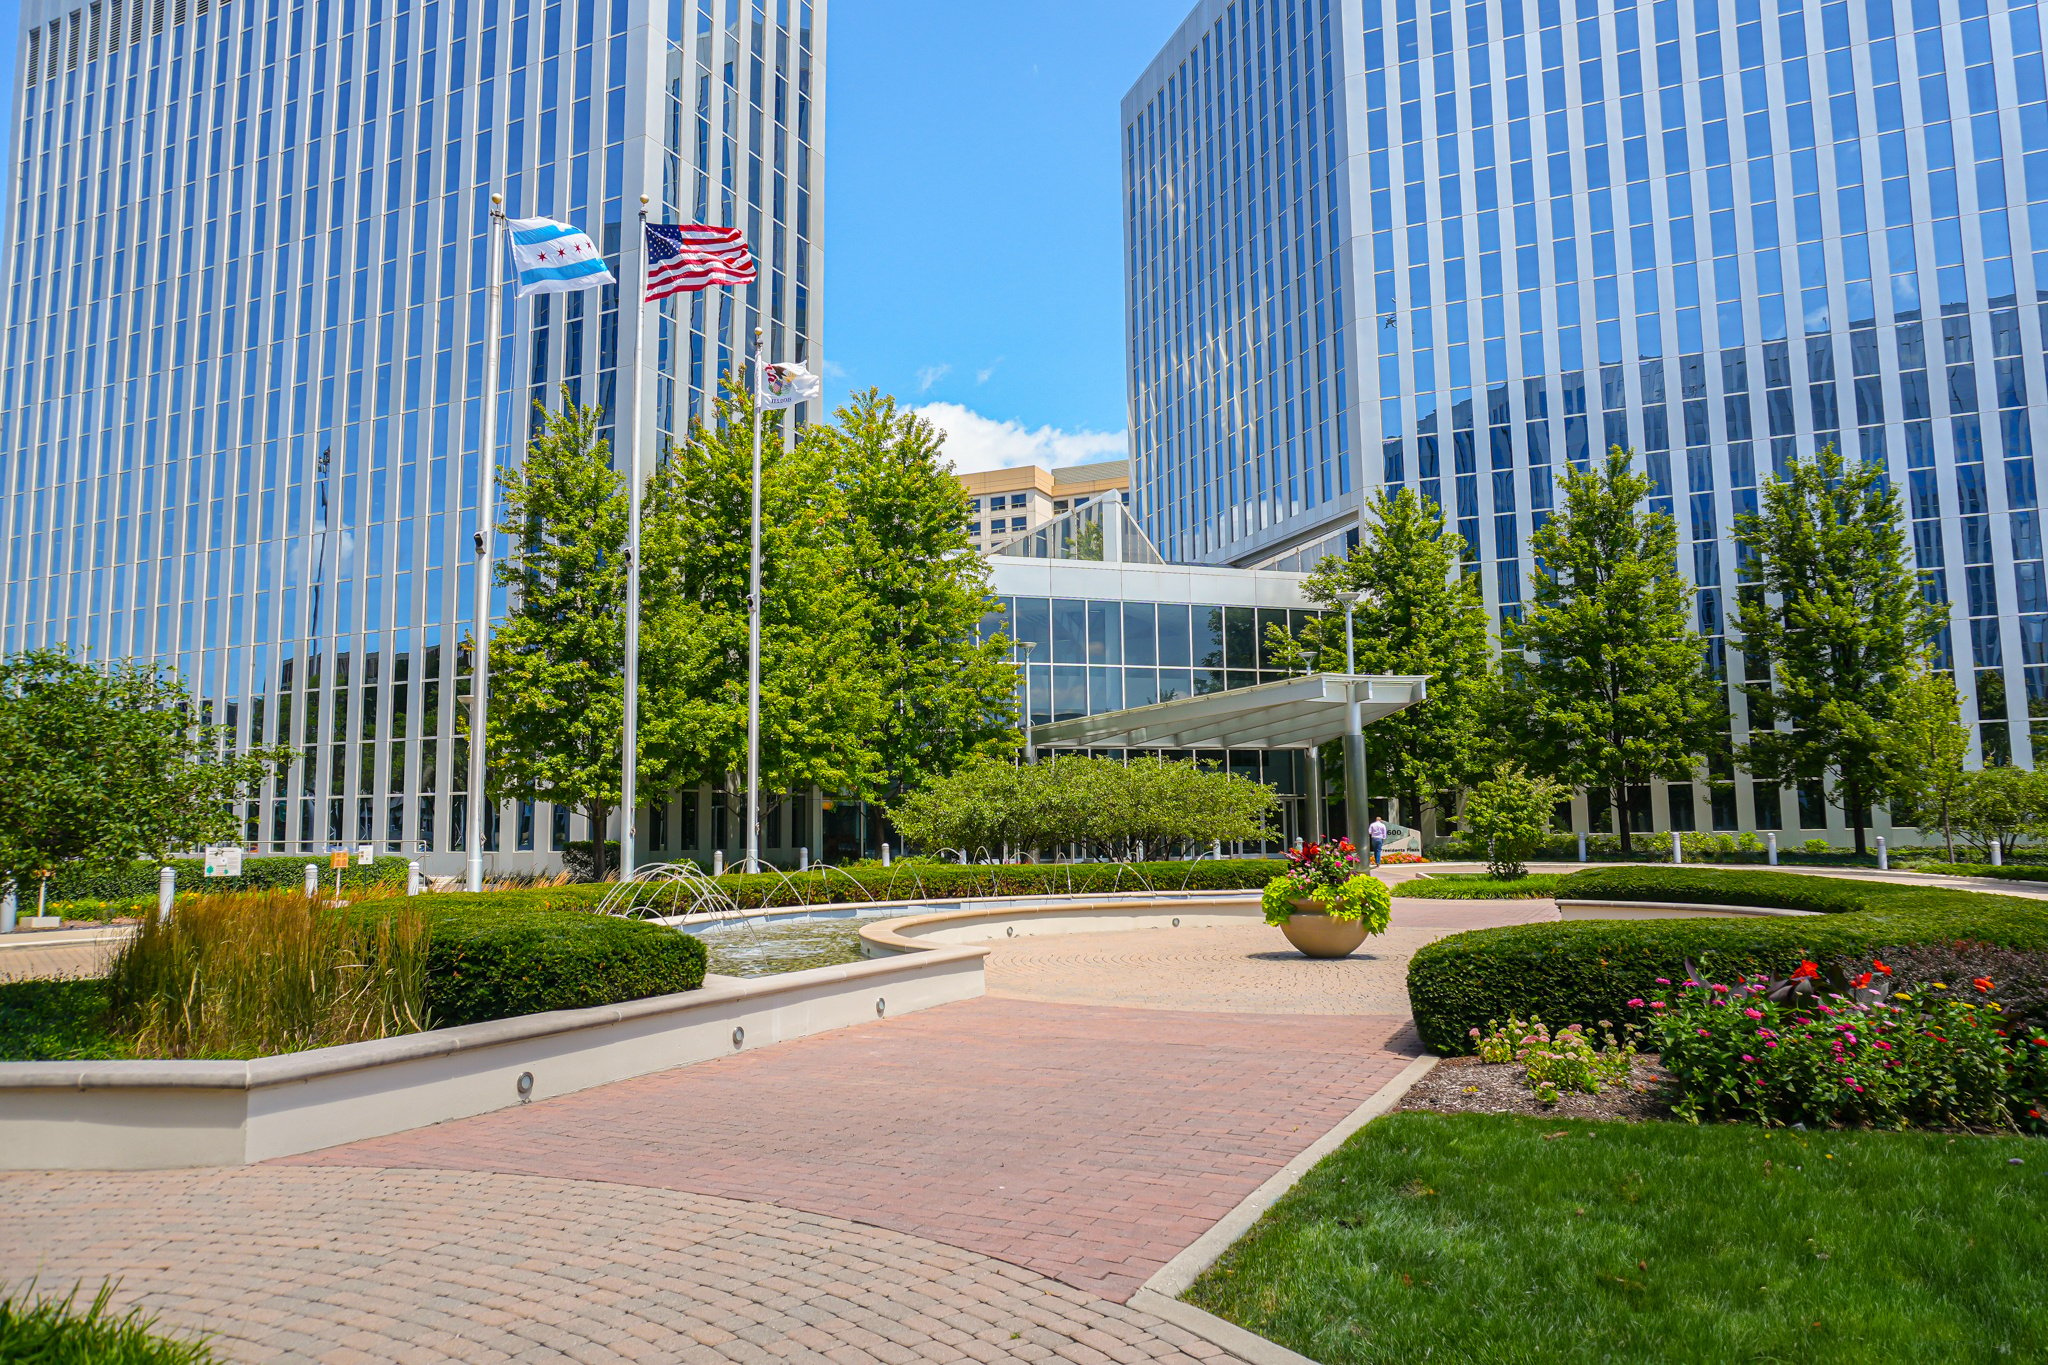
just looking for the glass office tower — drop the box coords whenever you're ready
[1128,0,2048,835]
[2,0,823,870]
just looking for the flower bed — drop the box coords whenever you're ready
[1406,867,2048,1054]
[1637,960,2048,1133]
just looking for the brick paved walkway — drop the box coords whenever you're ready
[285,997,1419,1303]
[985,898,1553,1014]
[0,1167,1241,1364]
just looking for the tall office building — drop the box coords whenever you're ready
[1128,0,2048,833]
[2,0,823,869]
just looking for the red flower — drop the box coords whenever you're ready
[1973,977,1995,994]
[1792,961,1821,981]
[1872,960,1892,976]
[1851,972,1873,990]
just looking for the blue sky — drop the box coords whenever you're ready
[826,0,1195,471]
[0,0,1192,471]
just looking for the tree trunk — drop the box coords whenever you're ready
[1615,784,1633,855]
[1847,776,1867,856]
[1944,813,1954,863]
[588,802,610,882]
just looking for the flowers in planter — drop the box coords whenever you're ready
[1260,839,1392,931]
[1637,958,2048,1133]
[1469,1016,1638,1104]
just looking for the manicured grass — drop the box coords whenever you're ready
[0,978,129,1060]
[1395,872,1564,900]
[1187,1112,2048,1363]
[0,1282,216,1363]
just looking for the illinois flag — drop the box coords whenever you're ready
[508,218,616,297]
[760,362,822,411]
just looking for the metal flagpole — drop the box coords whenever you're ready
[620,198,650,884]
[466,194,509,894]
[744,327,766,874]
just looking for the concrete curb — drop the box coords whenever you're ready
[1129,1051,1441,1363]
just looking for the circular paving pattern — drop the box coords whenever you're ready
[981,899,1557,1014]
[0,1165,1244,1364]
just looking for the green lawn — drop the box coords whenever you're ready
[1187,1112,2047,1363]
[0,978,129,1060]
[1395,872,1564,899]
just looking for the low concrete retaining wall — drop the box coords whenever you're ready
[0,945,986,1172]
[1556,898,1821,921]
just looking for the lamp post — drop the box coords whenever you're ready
[1015,639,1039,763]
[1332,590,1370,856]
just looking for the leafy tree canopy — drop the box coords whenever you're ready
[1733,444,1938,853]
[1501,446,1725,851]
[826,389,1019,797]
[0,650,284,889]
[1270,486,1496,822]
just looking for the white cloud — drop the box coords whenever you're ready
[910,402,1129,476]
[975,359,1004,385]
[916,363,952,393]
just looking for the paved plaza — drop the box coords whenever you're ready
[0,892,1545,1361]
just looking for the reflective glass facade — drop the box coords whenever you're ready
[1130,0,2048,825]
[3,0,822,868]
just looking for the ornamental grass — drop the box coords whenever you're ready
[104,889,432,1059]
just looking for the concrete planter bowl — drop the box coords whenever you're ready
[1281,901,1369,959]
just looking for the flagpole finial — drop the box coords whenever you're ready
[490,192,502,206]
[639,194,650,206]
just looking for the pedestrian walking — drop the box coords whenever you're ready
[1367,816,1388,869]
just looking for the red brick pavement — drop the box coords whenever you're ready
[0,1167,1246,1363]
[286,997,1420,1302]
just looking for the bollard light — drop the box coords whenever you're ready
[1876,836,1888,872]
[158,866,176,923]
[1577,831,1588,863]
[798,846,810,873]
[305,863,320,897]
[1766,832,1778,866]
[1672,832,1683,866]
[1,880,15,935]
[408,860,423,896]
[881,842,892,868]
[1992,841,2004,867]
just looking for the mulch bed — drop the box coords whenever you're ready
[1397,1053,1674,1122]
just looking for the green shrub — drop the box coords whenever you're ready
[606,857,1283,912]
[1408,868,2048,1054]
[0,1282,216,1363]
[42,854,410,905]
[405,892,707,1027]
[1640,969,2048,1133]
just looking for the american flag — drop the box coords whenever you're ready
[644,223,758,301]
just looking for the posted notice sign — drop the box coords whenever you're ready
[203,846,245,878]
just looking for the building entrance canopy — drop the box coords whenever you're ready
[1030,673,1428,752]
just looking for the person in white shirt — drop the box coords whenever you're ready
[1367,817,1389,868]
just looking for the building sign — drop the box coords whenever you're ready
[203,846,244,878]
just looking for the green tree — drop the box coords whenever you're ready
[0,650,284,891]
[1733,444,1939,854]
[1464,762,1570,879]
[475,399,645,881]
[1881,662,1971,860]
[829,389,1019,798]
[648,385,884,810]
[1951,765,2048,862]
[1501,446,1726,853]
[887,756,1276,861]
[1270,487,1495,828]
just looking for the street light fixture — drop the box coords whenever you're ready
[1014,640,1039,764]
[1329,590,1369,856]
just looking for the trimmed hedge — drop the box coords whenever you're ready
[350,889,707,1027]
[1407,868,2048,1054]
[44,855,411,904]
[603,857,1284,911]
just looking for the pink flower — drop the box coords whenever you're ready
[1650,1001,1667,1010]
[1744,1008,1764,1020]
[1711,984,1729,994]
[1742,1055,1756,1063]
[1627,999,1646,1008]
[1656,978,1671,986]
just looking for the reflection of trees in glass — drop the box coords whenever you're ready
[1070,518,1105,561]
